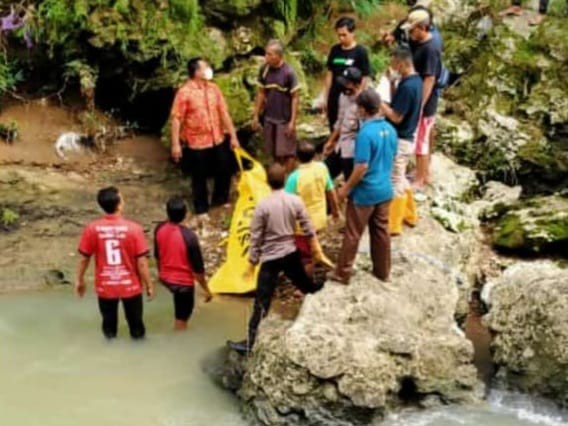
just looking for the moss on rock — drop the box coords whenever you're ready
[490,194,568,255]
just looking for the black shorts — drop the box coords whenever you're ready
[163,282,195,322]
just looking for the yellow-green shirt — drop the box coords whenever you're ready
[285,162,334,231]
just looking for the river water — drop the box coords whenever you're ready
[1,289,567,426]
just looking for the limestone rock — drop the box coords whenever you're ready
[488,194,568,255]
[484,261,568,405]
[236,257,484,425]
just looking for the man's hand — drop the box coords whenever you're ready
[202,288,213,303]
[230,135,240,149]
[323,140,335,157]
[285,122,296,138]
[251,117,261,132]
[146,284,155,301]
[337,186,349,204]
[74,278,86,298]
[171,144,182,163]
[243,263,255,282]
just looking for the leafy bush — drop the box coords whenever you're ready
[0,55,23,94]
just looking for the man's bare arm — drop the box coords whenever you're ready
[74,255,90,298]
[136,256,154,300]
[421,75,435,111]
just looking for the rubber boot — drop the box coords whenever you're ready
[389,193,407,236]
[404,188,419,227]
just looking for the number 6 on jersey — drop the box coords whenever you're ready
[105,239,122,265]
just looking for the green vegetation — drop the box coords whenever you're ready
[1,208,19,228]
[0,55,23,94]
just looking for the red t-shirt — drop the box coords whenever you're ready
[78,215,149,299]
[154,222,204,286]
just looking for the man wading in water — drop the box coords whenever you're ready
[154,197,213,331]
[75,187,154,339]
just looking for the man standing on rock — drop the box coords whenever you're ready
[331,89,398,284]
[170,57,240,225]
[404,9,442,194]
[252,40,300,169]
[75,186,154,339]
[382,47,423,235]
[323,67,365,181]
[229,164,324,355]
[324,17,371,131]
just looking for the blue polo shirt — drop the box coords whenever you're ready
[390,74,423,140]
[351,118,398,206]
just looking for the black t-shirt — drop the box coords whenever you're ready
[411,38,442,117]
[326,44,371,100]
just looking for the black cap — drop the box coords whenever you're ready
[336,67,363,87]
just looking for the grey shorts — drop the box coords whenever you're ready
[263,120,296,159]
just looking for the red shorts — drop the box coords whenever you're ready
[415,115,436,156]
[295,235,313,264]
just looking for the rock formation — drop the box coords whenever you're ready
[484,261,568,406]
[220,253,484,425]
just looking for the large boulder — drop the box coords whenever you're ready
[484,261,568,405]
[235,256,484,425]
[487,193,568,255]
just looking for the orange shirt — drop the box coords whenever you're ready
[171,80,228,150]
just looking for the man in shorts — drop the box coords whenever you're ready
[253,39,300,169]
[285,142,339,276]
[382,46,423,235]
[75,186,154,339]
[403,9,442,192]
[154,197,212,331]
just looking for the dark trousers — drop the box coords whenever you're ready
[163,282,195,322]
[327,90,340,130]
[512,0,550,13]
[336,200,392,282]
[98,294,145,339]
[325,151,354,181]
[181,139,233,215]
[248,251,322,345]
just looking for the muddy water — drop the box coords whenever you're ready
[0,288,249,426]
[2,288,567,426]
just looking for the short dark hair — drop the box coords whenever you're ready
[187,57,202,78]
[297,142,316,163]
[97,186,121,214]
[267,163,286,190]
[166,197,187,223]
[356,88,382,116]
[392,46,414,64]
[335,16,356,32]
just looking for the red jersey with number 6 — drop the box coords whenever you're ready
[78,215,149,299]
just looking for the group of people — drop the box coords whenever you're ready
[74,2,447,348]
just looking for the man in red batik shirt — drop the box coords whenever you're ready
[75,186,154,340]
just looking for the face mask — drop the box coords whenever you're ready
[388,67,401,81]
[204,67,214,81]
